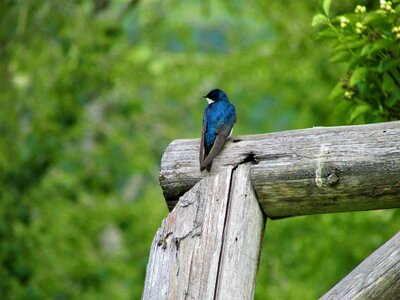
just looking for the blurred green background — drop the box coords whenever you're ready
[1,1,399,299]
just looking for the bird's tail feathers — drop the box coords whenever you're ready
[200,134,227,171]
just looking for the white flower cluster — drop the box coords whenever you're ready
[380,0,395,13]
[344,91,354,99]
[355,22,366,34]
[355,5,367,14]
[392,26,400,40]
[340,16,350,28]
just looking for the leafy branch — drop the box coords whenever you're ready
[313,0,400,122]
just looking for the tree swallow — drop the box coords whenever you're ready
[200,89,237,172]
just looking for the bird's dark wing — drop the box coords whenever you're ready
[200,131,228,171]
[200,109,236,171]
[199,114,207,171]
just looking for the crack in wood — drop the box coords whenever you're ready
[172,224,202,252]
[234,152,259,170]
[157,231,173,250]
[213,167,235,300]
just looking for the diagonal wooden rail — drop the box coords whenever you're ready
[321,231,400,299]
[143,121,400,299]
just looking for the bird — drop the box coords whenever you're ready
[199,88,237,172]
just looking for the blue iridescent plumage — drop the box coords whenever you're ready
[200,89,237,172]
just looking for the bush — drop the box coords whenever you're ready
[313,0,400,122]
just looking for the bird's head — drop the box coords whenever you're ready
[203,89,229,104]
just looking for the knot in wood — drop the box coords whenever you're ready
[315,166,340,188]
[326,172,340,186]
[315,144,340,188]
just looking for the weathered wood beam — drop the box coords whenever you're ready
[143,164,265,299]
[320,231,400,300]
[159,121,400,217]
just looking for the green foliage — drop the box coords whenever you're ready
[314,0,400,123]
[0,1,399,299]
[258,210,400,299]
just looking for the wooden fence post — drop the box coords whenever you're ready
[144,121,400,299]
[142,164,265,299]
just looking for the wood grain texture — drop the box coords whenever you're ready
[159,121,400,217]
[143,164,265,300]
[215,164,266,299]
[320,231,400,300]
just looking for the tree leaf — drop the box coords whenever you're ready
[363,11,387,24]
[383,73,396,91]
[344,34,360,42]
[378,58,400,73]
[350,67,368,86]
[328,81,344,101]
[348,55,362,69]
[347,40,365,50]
[323,0,332,16]
[316,29,337,39]
[334,44,348,51]
[349,105,371,122]
[312,13,329,27]
[360,43,373,56]
[387,89,400,107]
[330,51,351,63]
[370,39,396,54]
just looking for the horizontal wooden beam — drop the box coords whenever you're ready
[320,231,400,299]
[159,121,400,217]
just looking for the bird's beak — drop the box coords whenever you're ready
[203,96,206,98]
